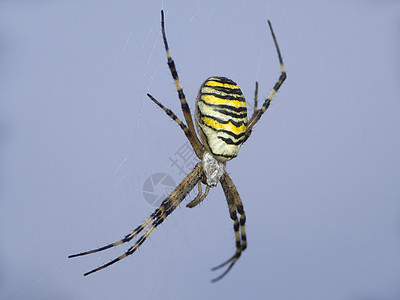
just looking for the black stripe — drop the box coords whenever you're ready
[200,113,246,128]
[150,208,161,218]
[199,100,247,119]
[161,198,173,214]
[168,60,178,80]
[199,128,236,160]
[201,91,245,101]
[198,99,247,113]
[201,122,246,140]
[233,220,240,231]
[204,85,244,96]
[213,107,248,119]
[213,151,236,159]
[262,101,270,111]
[208,77,237,85]
[219,136,244,146]
[178,90,186,100]
[136,235,146,247]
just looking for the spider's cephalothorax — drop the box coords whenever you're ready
[69,10,286,282]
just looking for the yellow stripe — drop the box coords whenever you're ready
[205,79,240,89]
[201,94,246,108]
[202,117,246,135]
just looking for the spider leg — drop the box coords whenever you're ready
[82,200,172,276]
[211,172,246,282]
[147,93,192,140]
[186,182,201,208]
[69,162,203,276]
[253,81,259,115]
[68,212,157,258]
[82,208,165,276]
[186,182,210,208]
[160,10,204,158]
[244,20,286,142]
[246,81,259,138]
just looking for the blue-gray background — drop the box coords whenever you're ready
[1,1,399,299]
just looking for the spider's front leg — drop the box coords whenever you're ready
[244,20,286,143]
[211,172,247,282]
[159,10,204,158]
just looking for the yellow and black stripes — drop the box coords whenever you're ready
[69,162,203,276]
[196,77,248,161]
[211,172,247,282]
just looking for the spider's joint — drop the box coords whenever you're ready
[202,152,225,187]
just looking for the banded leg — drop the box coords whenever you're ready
[69,211,159,259]
[186,182,210,208]
[253,81,259,115]
[80,202,170,276]
[160,10,204,158]
[69,162,203,276]
[229,173,247,254]
[246,81,259,138]
[147,93,192,141]
[211,172,246,282]
[244,20,286,142]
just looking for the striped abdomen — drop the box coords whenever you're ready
[195,77,247,162]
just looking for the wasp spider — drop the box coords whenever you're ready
[69,10,286,282]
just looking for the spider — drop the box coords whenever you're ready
[69,10,286,282]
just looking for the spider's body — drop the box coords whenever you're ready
[196,77,247,161]
[69,10,286,282]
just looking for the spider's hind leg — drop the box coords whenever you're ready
[81,203,169,276]
[211,172,247,282]
[69,162,203,276]
[68,212,157,259]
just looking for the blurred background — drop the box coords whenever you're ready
[1,1,399,299]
